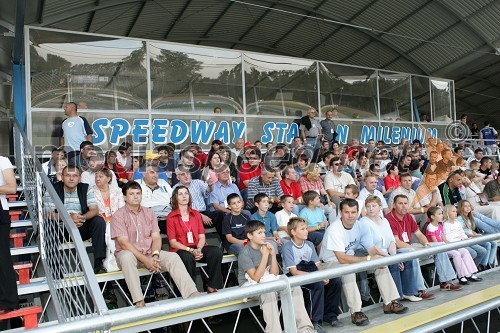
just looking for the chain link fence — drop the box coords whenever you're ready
[13,121,108,324]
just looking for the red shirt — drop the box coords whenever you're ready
[193,152,208,169]
[166,208,205,251]
[280,179,302,200]
[238,162,263,190]
[106,163,127,180]
[384,175,400,190]
[385,210,418,245]
[345,145,363,156]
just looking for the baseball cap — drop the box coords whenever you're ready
[144,150,160,160]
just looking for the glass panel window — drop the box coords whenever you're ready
[431,79,452,122]
[379,72,411,122]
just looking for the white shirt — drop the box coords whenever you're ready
[388,186,418,210]
[0,156,14,210]
[81,170,119,190]
[361,216,396,254]
[443,220,468,243]
[358,188,388,210]
[324,171,355,193]
[42,160,57,176]
[138,178,173,208]
[275,210,296,239]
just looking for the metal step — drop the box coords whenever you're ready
[11,219,32,228]
[11,245,39,256]
[8,200,27,208]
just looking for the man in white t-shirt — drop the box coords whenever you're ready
[319,199,407,327]
[358,174,389,215]
[42,148,65,176]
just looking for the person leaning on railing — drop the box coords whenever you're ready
[0,155,19,318]
[111,182,201,308]
[45,165,107,274]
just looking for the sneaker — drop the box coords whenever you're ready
[351,312,369,326]
[417,290,435,300]
[312,322,327,333]
[403,295,422,302]
[459,277,470,285]
[440,281,463,291]
[93,264,106,274]
[325,320,344,327]
[383,300,409,314]
[467,275,483,282]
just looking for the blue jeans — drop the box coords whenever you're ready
[474,213,500,234]
[396,248,426,291]
[389,259,418,297]
[467,244,487,266]
[426,242,457,282]
[480,241,498,266]
[228,244,244,256]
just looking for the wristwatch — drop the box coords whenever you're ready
[366,255,371,261]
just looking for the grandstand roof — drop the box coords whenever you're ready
[1,0,499,126]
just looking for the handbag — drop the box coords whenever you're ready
[470,186,489,206]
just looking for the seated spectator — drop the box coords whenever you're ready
[42,147,65,176]
[136,165,173,233]
[222,193,250,255]
[48,158,68,185]
[386,195,458,294]
[388,173,427,224]
[111,182,201,308]
[104,150,128,184]
[238,150,263,191]
[344,184,365,218]
[299,191,329,251]
[384,163,400,195]
[231,138,245,165]
[457,200,499,270]
[478,157,494,185]
[352,152,369,183]
[414,172,443,209]
[167,186,223,293]
[324,156,356,205]
[264,143,291,171]
[173,165,224,237]
[367,164,387,194]
[237,220,315,333]
[483,175,500,202]
[275,195,296,241]
[93,168,125,271]
[117,142,132,171]
[202,151,222,185]
[189,143,208,169]
[209,164,242,214]
[69,141,95,171]
[250,193,281,253]
[361,196,421,302]
[345,138,364,156]
[466,148,483,168]
[294,154,310,178]
[397,155,412,174]
[47,166,106,273]
[81,155,119,189]
[283,217,343,331]
[439,170,464,206]
[170,149,202,185]
[462,170,500,220]
[280,166,304,215]
[436,149,456,181]
[317,151,334,180]
[157,144,177,183]
[358,174,389,215]
[426,206,479,286]
[299,164,336,222]
[246,166,283,213]
[219,147,238,183]
[319,199,407,327]
[312,140,330,164]
[133,151,169,183]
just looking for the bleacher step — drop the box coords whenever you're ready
[11,219,32,228]
[8,200,27,208]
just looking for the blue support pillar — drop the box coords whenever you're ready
[13,64,26,130]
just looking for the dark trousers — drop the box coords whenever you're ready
[0,207,19,310]
[301,277,341,323]
[176,245,223,290]
[307,229,325,247]
[79,216,106,265]
[200,210,225,241]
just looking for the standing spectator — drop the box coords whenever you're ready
[59,102,93,160]
[111,182,200,308]
[300,107,323,149]
[48,166,107,273]
[320,109,336,149]
[167,186,223,293]
[480,121,498,156]
[470,123,480,140]
[213,106,222,114]
[0,155,19,316]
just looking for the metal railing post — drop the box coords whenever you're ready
[278,275,297,333]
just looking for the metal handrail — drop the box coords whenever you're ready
[26,232,500,333]
[13,120,108,324]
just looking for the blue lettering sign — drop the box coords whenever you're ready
[191,120,216,144]
[261,122,275,144]
[275,123,289,143]
[391,126,401,145]
[336,125,349,144]
[132,119,149,144]
[285,123,299,143]
[151,119,169,144]
[214,121,230,144]
[170,119,189,145]
[232,122,246,143]
[360,125,376,144]
[109,118,130,146]
[92,118,110,145]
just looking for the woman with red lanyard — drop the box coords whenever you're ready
[104,150,129,183]
[167,186,223,293]
[0,155,18,318]
[93,169,125,271]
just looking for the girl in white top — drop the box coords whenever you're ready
[275,195,296,240]
[443,205,469,243]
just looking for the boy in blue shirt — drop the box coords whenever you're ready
[222,193,250,255]
[299,190,328,251]
[282,217,343,332]
[238,220,315,333]
[250,193,281,253]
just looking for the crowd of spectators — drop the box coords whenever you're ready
[38,103,500,331]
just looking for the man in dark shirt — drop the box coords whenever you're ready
[438,171,463,206]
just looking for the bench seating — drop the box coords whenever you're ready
[0,306,42,329]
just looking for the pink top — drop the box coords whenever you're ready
[110,205,160,256]
[426,223,444,242]
[299,176,324,194]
